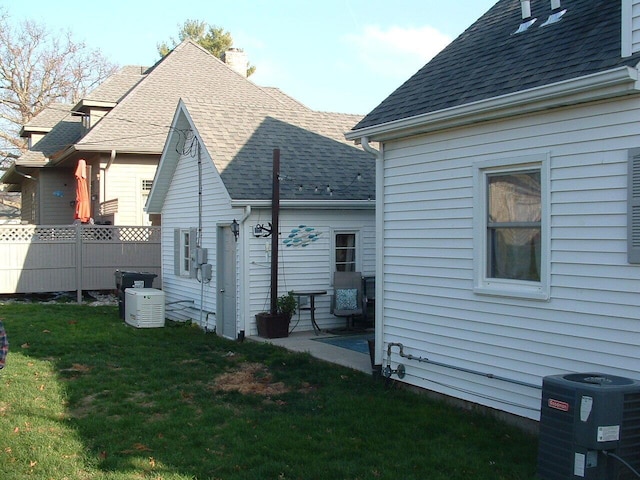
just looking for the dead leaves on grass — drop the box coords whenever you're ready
[212,362,290,397]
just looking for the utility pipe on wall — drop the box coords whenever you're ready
[385,342,541,390]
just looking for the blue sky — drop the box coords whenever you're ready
[5,0,496,115]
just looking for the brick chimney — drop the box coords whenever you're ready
[223,48,248,77]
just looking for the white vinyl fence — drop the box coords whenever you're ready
[0,225,161,302]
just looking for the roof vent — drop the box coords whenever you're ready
[540,0,567,27]
[513,1,537,34]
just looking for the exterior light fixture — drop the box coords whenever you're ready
[231,219,240,242]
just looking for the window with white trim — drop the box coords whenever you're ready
[473,155,549,300]
[334,232,357,272]
[174,227,196,278]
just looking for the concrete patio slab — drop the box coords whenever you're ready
[248,330,373,374]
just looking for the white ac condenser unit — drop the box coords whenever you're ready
[537,372,640,480]
[124,288,165,328]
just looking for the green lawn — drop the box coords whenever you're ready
[0,301,538,479]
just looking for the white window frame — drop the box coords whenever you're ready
[332,230,361,274]
[174,227,197,278]
[472,154,550,301]
[137,178,153,226]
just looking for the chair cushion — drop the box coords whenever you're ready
[335,288,358,310]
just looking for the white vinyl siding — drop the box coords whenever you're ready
[246,210,375,336]
[160,143,228,324]
[101,156,157,225]
[157,109,376,336]
[380,96,640,420]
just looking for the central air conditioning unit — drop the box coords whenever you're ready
[124,288,165,328]
[537,372,640,480]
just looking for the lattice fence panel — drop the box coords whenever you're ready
[80,226,161,242]
[0,226,77,242]
[0,225,161,294]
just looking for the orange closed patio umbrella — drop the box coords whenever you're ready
[74,159,91,223]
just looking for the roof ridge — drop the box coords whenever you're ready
[73,40,285,153]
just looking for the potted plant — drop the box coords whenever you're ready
[256,291,297,338]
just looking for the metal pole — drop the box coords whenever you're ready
[76,224,82,303]
[270,148,280,314]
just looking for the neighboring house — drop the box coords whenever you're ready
[1,41,281,226]
[346,0,640,422]
[146,98,375,338]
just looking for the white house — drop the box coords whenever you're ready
[346,0,640,423]
[146,98,376,338]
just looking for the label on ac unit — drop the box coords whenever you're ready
[597,425,620,442]
[574,453,586,477]
[580,396,593,422]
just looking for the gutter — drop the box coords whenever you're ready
[346,66,640,143]
[13,169,36,180]
[230,199,374,209]
[48,144,162,167]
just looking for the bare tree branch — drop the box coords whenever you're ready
[0,9,117,159]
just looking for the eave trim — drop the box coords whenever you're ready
[346,67,640,143]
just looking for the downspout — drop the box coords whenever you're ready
[100,149,117,208]
[238,205,251,339]
[361,136,384,372]
[106,149,116,170]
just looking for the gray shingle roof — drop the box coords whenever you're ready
[181,99,374,201]
[261,87,311,111]
[76,40,309,154]
[81,65,148,104]
[353,0,640,131]
[22,103,74,132]
[17,113,82,166]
